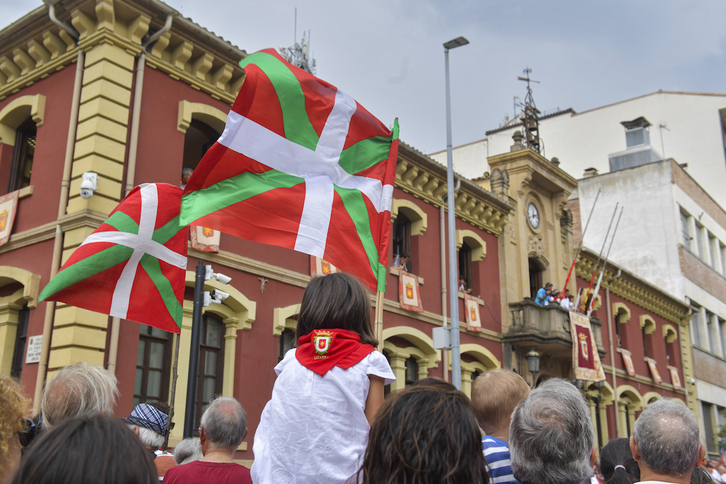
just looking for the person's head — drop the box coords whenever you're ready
[199,396,247,453]
[295,272,377,346]
[181,167,193,184]
[0,376,27,483]
[600,438,639,484]
[122,403,170,450]
[545,282,553,289]
[631,399,704,479]
[471,369,530,437]
[400,251,409,262]
[510,378,595,484]
[359,385,488,484]
[11,414,156,484]
[173,438,203,465]
[41,362,118,429]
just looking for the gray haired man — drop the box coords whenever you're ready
[630,399,705,484]
[163,396,251,484]
[41,361,119,429]
[510,378,596,484]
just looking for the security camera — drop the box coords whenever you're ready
[204,266,232,285]
[689,377,696,386]
[79,172,98,199]
[211,289,229,301]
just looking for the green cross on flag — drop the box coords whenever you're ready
[39,183,189,333]
[180,49,399,292]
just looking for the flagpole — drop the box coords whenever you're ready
[375,291,384,352]
[164,330,182,450]
[183,259,205,438]
[562,188,601,295]
[587,207,623,316]
[581,203,618,312]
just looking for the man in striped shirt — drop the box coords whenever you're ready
[472,370,531,484]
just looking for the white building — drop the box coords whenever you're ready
[573,155,726,458]
[431,91,726,208]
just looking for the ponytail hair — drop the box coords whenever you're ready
[600,438,639,484]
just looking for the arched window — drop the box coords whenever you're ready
[458,241,472,292]
[195,313,225,428]
[404,356,419,387]
[279,328,295,362]
[134,324,172,407]
[183,119,221,178]
[7,118,35,193]
[392,212,411,272]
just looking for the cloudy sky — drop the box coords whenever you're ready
[4,1,726,155]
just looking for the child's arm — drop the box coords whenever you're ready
[364,375,385,425]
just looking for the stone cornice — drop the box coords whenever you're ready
[575,248,690,326]
[397,143,513,237]
[0,0,245,104]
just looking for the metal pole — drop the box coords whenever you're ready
[444,47,462,390]
[184,259,205,438]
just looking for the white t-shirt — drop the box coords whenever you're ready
[252,349,395,484]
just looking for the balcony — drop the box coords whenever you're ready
[505,298,606,359]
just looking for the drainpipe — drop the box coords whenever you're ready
[107,14,173,376]
[605,268,622,437]
[440,202,448,382]
[34,4,81,413]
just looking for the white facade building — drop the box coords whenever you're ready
[431,91,726,208]
[575,158,726,457]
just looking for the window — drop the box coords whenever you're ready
[6,118,36,194]
[721,318,726,359]
[392,213,411,272]
[10,307,29,380]
[695,223,705,260]
[404,356,418,387]
[182,119,221,181]
[680,210,691,250]
[706,310,716,354]
[195,313,225,428]
[691,304,703,348]
[458,242,472,293]
[702,402,716,453]
[134,325,172,408]
[528,258,543,299]
[722,244,726,276]
[708,233,718,270]
[279,328,295,362]
[642,325,649,358]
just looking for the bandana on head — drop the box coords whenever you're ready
[121,404,170,436]
[296,328,375,376]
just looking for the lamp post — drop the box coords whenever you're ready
[443,35,469,390]
[525,348,541,387]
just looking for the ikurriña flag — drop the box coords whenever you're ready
[39,183,188,333]
[180,48,399,292]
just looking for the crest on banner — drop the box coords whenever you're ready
[465,295,482,332]
[399,271,423,313]
[569,311,605,382]
[191,225,220,252]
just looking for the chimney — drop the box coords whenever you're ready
[583,167,599,178]
[607,116,663,172]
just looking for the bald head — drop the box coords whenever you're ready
[200,397,247,451]
[631,399,701,478]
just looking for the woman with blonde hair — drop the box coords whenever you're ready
[0,376,29,484]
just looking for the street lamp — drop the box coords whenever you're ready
[443,35,469,391]
[525,348,541,387]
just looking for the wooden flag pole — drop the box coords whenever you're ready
[375,290,384,352]
[164,330,183,450]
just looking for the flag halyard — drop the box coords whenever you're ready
[181,49,399,291]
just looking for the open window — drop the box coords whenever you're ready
[391,212,411,272]
[612,302,631,348]
[640,315,656,359]
[528,258,544,299]
[0,94,45,196]
[456,230,486,296]
[390,199,427,274]
[177,101,227,187]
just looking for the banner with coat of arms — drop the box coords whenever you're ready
[569,311,605,382]
[310,256,338,278]
[621,348,636,376]
[668,365,682,390]
[399,271,423,313]
[0,190,19,247]
[645,357,662,383]
[465,294,481,332]
[190,225,220,252]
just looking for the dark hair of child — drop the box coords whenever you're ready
[11,414,157,484]
[295,272,378,346]
[600,437,640,484]
[357,385,489,484]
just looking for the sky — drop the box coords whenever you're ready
[3,0,726,156]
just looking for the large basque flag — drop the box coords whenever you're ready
[39,184,188,333]
[180,49,399,292]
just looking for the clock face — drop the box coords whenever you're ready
[528,203,540,229]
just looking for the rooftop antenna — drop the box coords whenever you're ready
[280,8,317,74]
[517,67,542,154]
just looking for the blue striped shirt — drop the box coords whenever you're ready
[482,436,520,484]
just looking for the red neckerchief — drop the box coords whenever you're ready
[296,328,375,376]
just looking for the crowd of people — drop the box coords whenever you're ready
[0,272,720,484]
[536,281,577,310]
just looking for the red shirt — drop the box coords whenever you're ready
[163,460,252,484]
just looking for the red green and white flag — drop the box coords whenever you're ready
[180,49,399,292]
[39,183,188,333]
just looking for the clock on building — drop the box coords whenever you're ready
[527,202,540,229]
